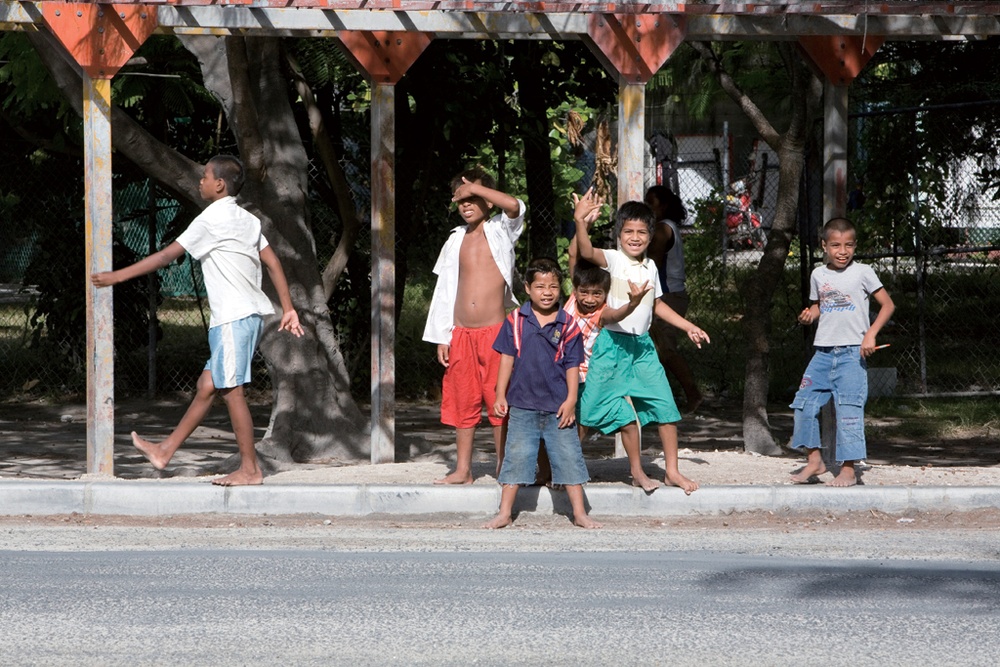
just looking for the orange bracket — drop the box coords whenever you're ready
[586,14,687,84]
[40,3,158,80]
[338,31,433,85]
[798,35,885,87]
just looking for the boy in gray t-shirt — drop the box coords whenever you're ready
[789,217,895,487]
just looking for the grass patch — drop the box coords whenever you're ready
[866,396,1000,441]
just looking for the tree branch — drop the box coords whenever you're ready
[27,29,203,206]
[225,37,267,184]
[689,41,782,150]
[285,50,360,301]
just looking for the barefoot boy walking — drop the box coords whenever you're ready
[91,155,303,486]
[423,168,525,484]
[789,217,895,487]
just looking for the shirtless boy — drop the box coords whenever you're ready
[423,168,526,484]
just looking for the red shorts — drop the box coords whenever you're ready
[441,323,505,429]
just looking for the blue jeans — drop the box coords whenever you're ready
[789,346,868,462]
[498,407,590,486]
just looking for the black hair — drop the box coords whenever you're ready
[645,185,687,224]
[450,167,496,192]
[572,258,611,291]
[207,155,245,196]
[524,257,562,286]
[613,201,656,239]
[822,217,856,241]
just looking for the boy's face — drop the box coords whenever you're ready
[525,272,561,314]
[453,179,490,225]
[575,284,607,315]
[619,219,651,259]
[199,164,225,201]
[822,229,857,270]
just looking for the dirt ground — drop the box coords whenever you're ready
[2,396,1000,488]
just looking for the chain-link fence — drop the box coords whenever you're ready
[4,98,1000,403]
[847,101,1000,396]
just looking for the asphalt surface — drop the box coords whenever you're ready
[2,548,999,665]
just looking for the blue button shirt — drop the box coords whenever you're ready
[493,303,583,414]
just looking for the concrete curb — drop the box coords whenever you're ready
[2,481,1000,517]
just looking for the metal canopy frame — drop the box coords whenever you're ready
[1,0,994,473]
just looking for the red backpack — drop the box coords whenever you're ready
[509,309,577,362]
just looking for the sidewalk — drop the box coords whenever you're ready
[2,398,999,518]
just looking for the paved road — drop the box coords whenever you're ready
[2,522,999,666]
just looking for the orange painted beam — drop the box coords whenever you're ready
[798,35,885,86]
[338,31,433,85]
[40,2,158,79]
[586,13,686,84]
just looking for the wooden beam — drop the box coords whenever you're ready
[83,74,116,477]
[370,83,396,465]
[338,31,433,85]
[585,13,686,84]
[39,2,158,477]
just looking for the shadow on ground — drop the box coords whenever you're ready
[0,396,996,481]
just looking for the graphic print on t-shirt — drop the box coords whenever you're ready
[819,282,855,313]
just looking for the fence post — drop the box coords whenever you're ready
[146,180,158,399]
[83,74,116,476]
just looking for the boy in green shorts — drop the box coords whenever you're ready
[572,188,710,494]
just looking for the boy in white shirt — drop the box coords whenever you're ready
[92,155,302,486]
[790,217,895,487]
[573,189,710,494]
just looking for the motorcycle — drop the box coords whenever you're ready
[724,180,767,250]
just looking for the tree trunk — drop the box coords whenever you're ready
[32,31,368,462]
[513,42,557,259]
[691,41,821,455]
[740,142,808,455]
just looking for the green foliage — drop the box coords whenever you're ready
[679,194,808,399]
[22,190,157,388]
[851,40,1000,245]
[649,41,794,124]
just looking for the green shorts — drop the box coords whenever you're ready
[579,329,681,434]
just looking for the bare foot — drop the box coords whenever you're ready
[665,469,699,495]
[790,461,827,484]
[482,513,513,529]
[826,469,858,487]
[573,514,603,529]
[630,471,661,493]
[434,471,473,485]
[212,469,263,486]
[131,432,171,470]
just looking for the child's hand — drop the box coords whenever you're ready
[437,344,450,368]
[556,399,577,429]
[797,307,816,325]
[626,280,652,308]
[91,272,116,288]
[494,397,509,419]
[861,331,878,358]
[451,177,480,203]
[686,325,711,349]
[279,309,304,337]
[572,187,604,225]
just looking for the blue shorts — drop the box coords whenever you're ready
[205,315,263,389]
[498,407,590,486]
